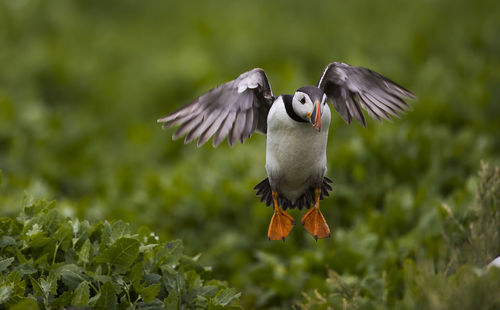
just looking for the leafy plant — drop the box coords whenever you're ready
[297,163,500,310]
[0,199,241,309]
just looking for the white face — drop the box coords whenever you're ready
[292,91,328,120]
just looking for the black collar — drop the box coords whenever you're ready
[282,95,307,123]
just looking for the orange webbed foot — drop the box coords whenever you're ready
[301,205,330,240]
[268,207,295,241]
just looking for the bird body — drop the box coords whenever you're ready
[158,62,415,241]
[265,94,331,203]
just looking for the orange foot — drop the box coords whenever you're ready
[268,192,295,241]
[301,188,330,240]
[301,206,330,240]
[268,207,295,241]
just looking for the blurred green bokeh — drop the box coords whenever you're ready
[1,0,500,308]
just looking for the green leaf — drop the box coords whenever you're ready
[30,277,43,297]
[213,288,241,306]
[140,243,158,253]
[144,273,161,286]
[101,221,113,246]
[27,232,52,249]
[49,290,73,308]
[77,220,90,239]
[33,252,49,268]
[136,299,164,310]
[39,271,57,296]
[53,220,73,250]
[6,270,25,296]
[15,250,28,264]
[110,220,131,242]
[72,281,90,306]
[138,284,160,304]
[16,263,37,276]
[78,239,92,265]
[93,281,117,310]
[128,262,143,290]
[55,263,88,290]
[23,200,56,219]
[41,209,63,234]
[162,267,185,293]
[185,270,202,290]
[0,236,16,248]
[198,285,218,298]
[8,298,39,310]
[0,257,14,272]
[0,284,13,304]
[95,237,140,272]
[164,291,178,309]
[155,240,183,268]
[137,225,152,239]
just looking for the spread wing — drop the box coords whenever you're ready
[158,68,274,147]
[317,62,415,127]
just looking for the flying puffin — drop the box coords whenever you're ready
[158,62,415,241]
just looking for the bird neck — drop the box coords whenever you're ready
[282,95,308,123]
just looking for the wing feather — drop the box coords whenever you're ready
[172,113,203,140]
[158,68,274,147]
[197,110,230,147]
[363,92,400,117]
[185,112,219,144]
[213,111,236,147]
[317,62,414,126]
[360,93,391,121]
[230,112,246,146]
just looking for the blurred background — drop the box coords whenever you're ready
[1,0,499,308]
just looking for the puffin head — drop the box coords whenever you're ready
[292,86,327,131]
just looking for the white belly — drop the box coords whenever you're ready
[265,97,331,202]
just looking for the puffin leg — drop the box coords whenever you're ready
[267,191,295,241]
[301,188,331,240]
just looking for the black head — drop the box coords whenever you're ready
[296,86,326,103]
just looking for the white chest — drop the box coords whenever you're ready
[265,96,331,200]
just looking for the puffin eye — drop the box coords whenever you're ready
[300,97,306,104]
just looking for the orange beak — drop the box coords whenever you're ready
[309,100,321,131]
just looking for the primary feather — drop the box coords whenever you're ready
[317,62,415,127]
[158,68,274,147]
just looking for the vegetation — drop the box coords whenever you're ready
[1,0,500,309]
[0,198,241,309]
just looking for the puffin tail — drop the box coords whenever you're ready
[253,177,333,210]
[254,178,274,207]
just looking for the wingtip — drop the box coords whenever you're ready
[157,115,172,124]
[212,138,221,148]
[158,116,178,128]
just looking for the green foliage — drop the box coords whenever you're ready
[1,0,500,309]
[298,163,500,310]
[0,200,241,309]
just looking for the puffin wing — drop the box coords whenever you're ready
[317,62,415,127]
[158,68,274,147]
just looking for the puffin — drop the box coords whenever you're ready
[158,62,414,241]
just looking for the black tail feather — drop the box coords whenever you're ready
[253,177,334,210]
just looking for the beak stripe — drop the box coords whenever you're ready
[311,100,321,131]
